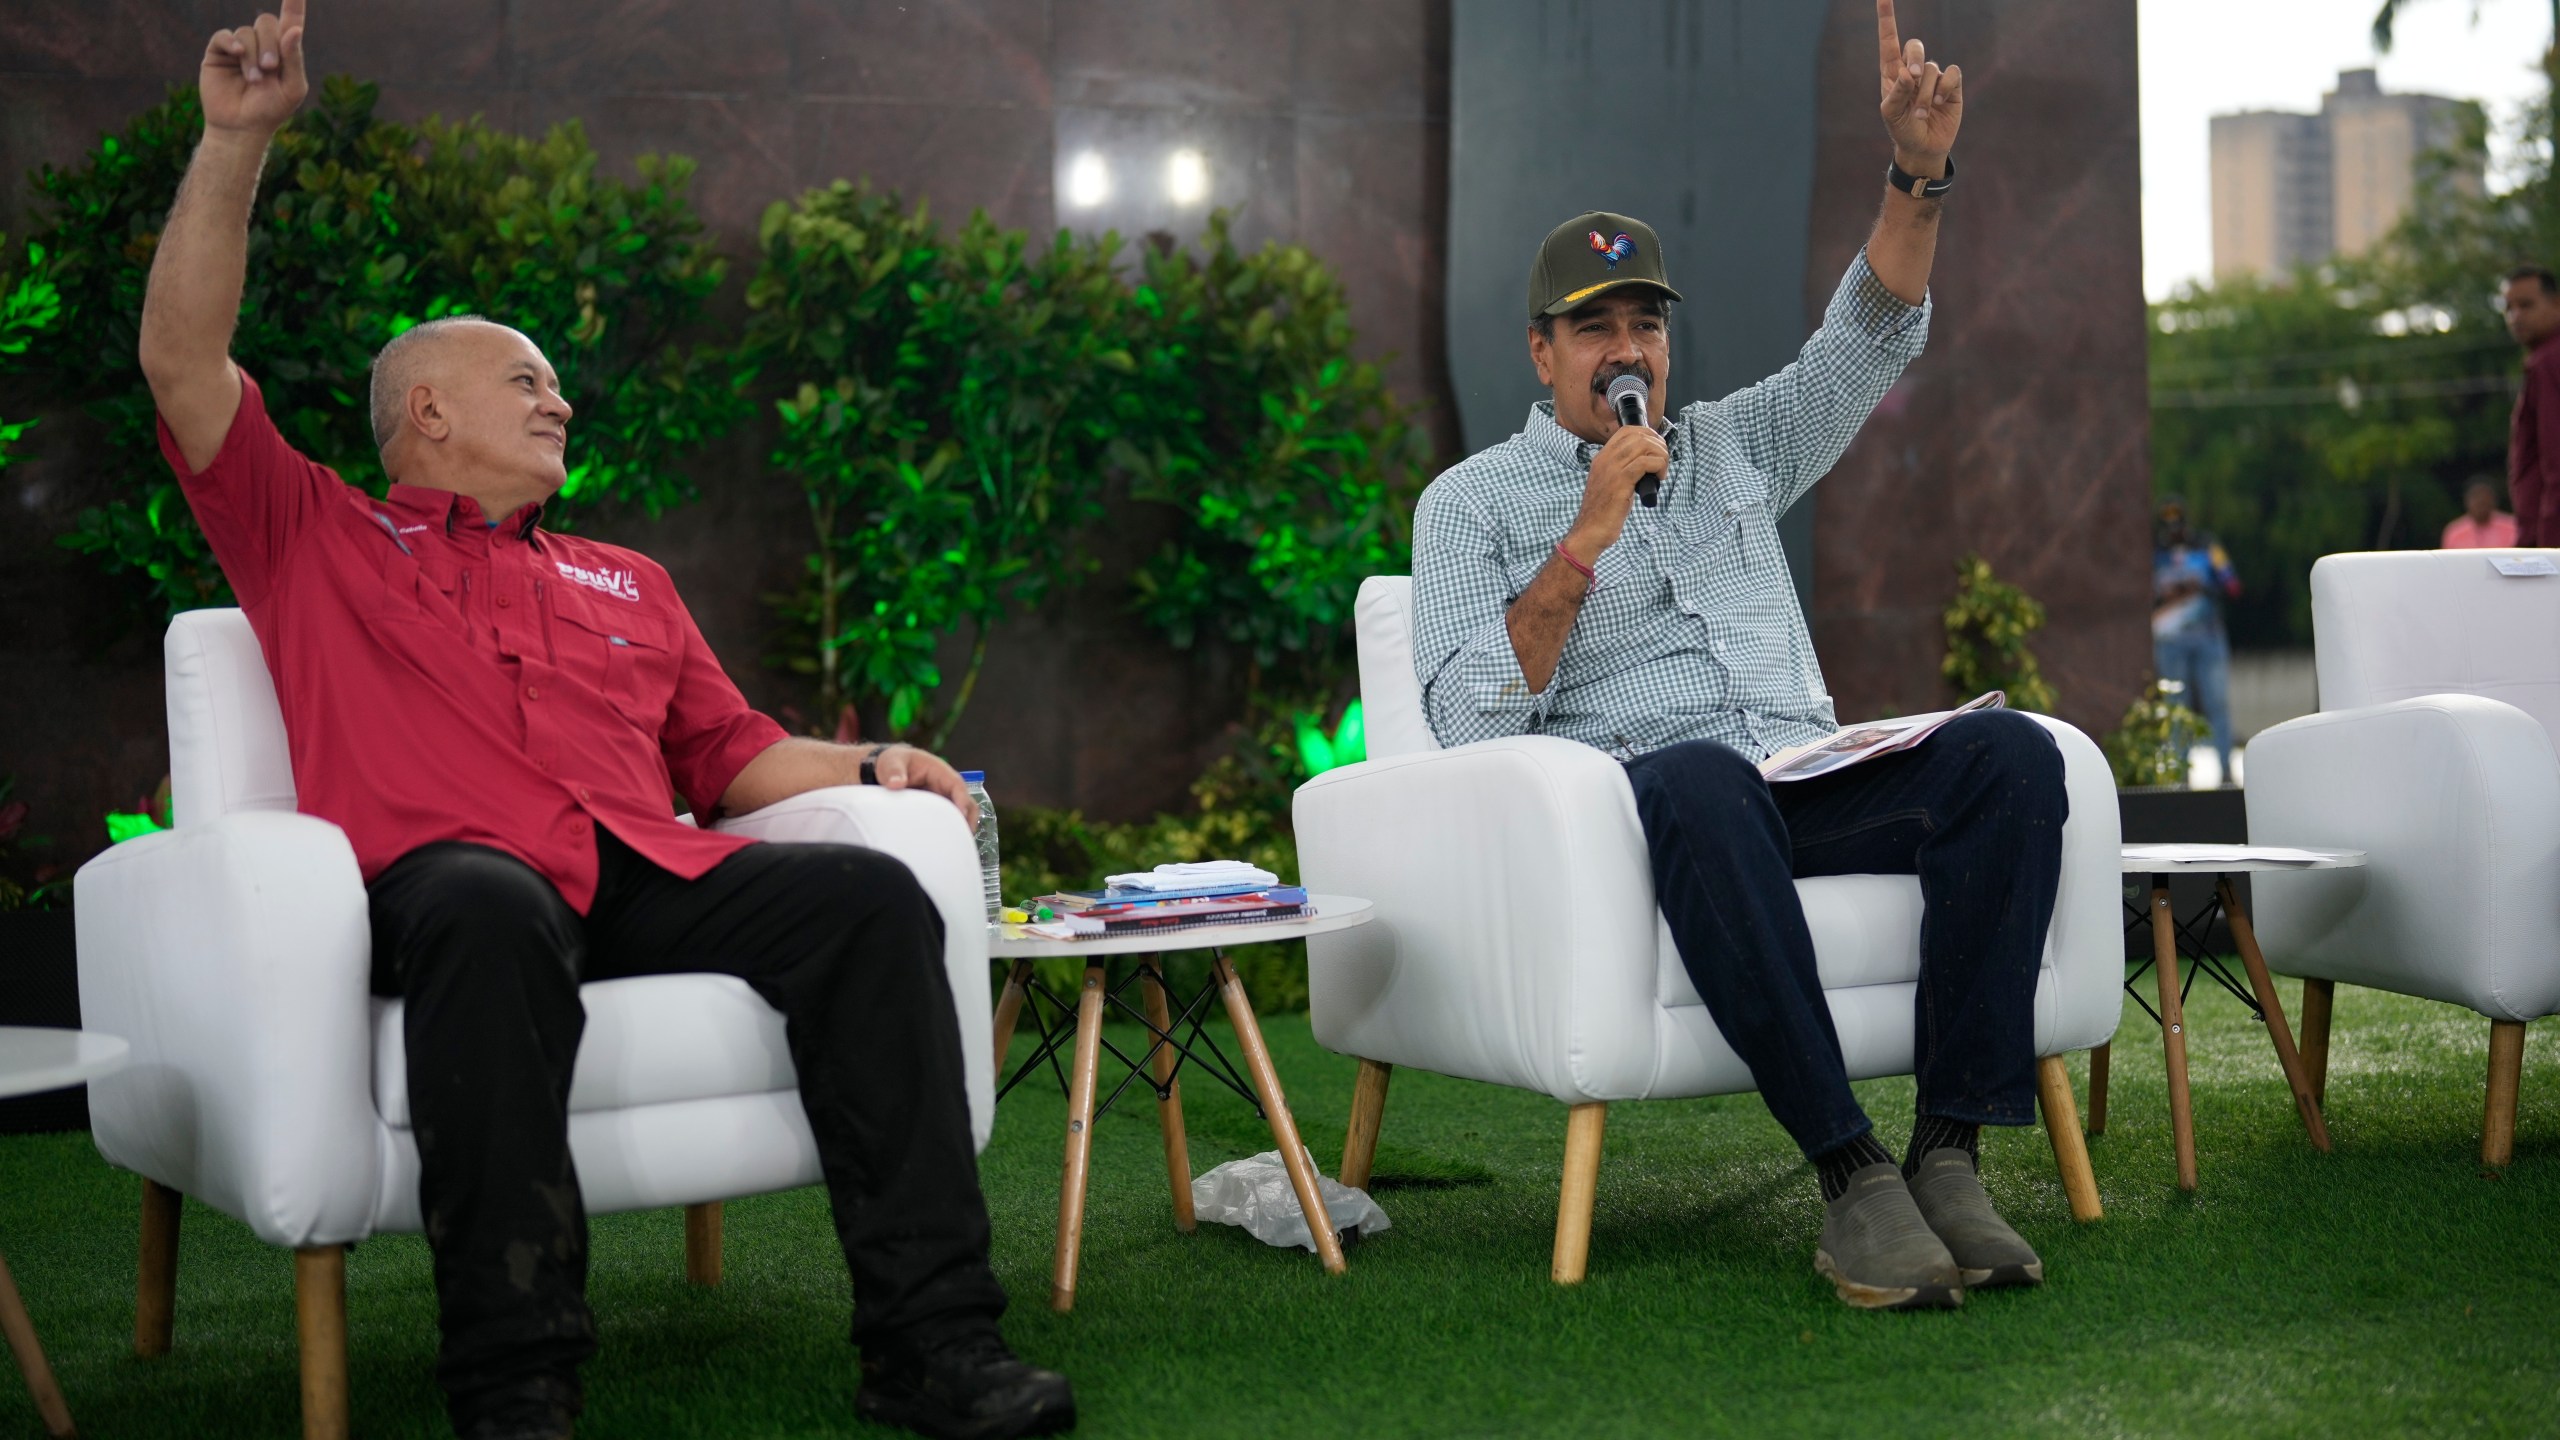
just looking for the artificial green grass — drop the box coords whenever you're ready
[3,972,2556,1438]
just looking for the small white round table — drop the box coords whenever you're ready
[988,896,1374,1312]
[2103,846,2366,1192]
[0,1026,129,1439]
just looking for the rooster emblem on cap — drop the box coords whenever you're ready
[1588,231,1636,269]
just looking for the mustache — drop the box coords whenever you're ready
[1590,363,1655,394]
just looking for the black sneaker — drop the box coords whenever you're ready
[857,1330,1076,1440]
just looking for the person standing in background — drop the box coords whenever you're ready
[2502,264,2560,546]
[2152,497,2240,782]
[2441,477,2520,549]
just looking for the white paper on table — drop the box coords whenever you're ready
[2491,555,2557,577]
[2120,843,2337,866]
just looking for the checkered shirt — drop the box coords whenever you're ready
[1412,250,1930,761]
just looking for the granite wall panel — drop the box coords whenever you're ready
[1802,0,2151,742]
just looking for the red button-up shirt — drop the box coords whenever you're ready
[161,373,787,913]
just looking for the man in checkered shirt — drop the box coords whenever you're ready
[1411,0,2068,1312]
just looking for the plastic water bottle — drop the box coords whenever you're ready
[962,770,1001,923]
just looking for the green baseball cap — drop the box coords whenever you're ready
[1528,211,1684,318]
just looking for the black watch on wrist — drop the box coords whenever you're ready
[858,743,889,785]
[1887,153,1955,199]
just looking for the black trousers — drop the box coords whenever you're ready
[368,827,1007,1433]
[1623,710,2068,1158]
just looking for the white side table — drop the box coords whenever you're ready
[989,896,1374,1312]
[2102,846,2366,1191]
[0,1026,129,1438]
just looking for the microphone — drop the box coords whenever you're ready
[1604,373,1660,508]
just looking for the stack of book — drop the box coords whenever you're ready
[1024,862,1310,940]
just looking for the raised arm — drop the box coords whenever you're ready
[140,1,309,471]
[1867,0,1961,305]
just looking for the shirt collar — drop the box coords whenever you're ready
[383,483,547,543]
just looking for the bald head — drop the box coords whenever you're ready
[369,315,507,453]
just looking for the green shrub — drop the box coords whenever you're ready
[2102,679,2206,788]
[1941,553,2057,713]
[741,183,1136,746]
[0,238,62,470]
[15,78,739,617]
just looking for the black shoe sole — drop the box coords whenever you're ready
[855,1386,1077,1440]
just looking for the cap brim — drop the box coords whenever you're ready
[1538,276,1685,317]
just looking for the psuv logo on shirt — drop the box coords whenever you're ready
[555,559,641,603]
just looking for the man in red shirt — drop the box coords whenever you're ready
[2503,264,2560,547]
[142,8,1071,1439]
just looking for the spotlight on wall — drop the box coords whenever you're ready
[1066,150,1112,209]
[1165,148,1209,207]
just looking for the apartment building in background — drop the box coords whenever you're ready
[2210,69,2480,282]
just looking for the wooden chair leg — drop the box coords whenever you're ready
[2036,1055,2104,1222]
[2300,978,2335,1109]
[1138,961,1195,1233]
[0,1249,75,1437]
[2151,883,2199,1191]
[1340,1059,1393,1193]
[1050,963,1109,1313]
[1213,956,1347,1276]
[2087,1041,2111,1137]
[684,1202,723,1286]
[295,1246,349,1440]
[990,959,1034,1089]
[136,1177,181,1357]
[2484,1019,2526,1169]
[1551,1103,1608,1284]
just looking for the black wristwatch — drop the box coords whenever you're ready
[858,743,890,785]
[1887,153,1955,199]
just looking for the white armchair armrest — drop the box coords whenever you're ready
[75,812,382,1247]
[1295,734,1662,1102]
[714,785,995,1147]
[2244,694,2560,1020]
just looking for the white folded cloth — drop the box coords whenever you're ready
[1103,861,1282,891]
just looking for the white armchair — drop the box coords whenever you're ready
[74,609,993,1439]
[1293,578,2123,1282]
[2243,550,2560,1166]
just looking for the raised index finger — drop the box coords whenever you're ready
[1877,0,1903,81]
[281,0,306,32]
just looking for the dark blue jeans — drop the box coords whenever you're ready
[1624,709,2067,1158]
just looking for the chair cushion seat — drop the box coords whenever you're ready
[372,973,796,1128]
[1657,873,1925,1008]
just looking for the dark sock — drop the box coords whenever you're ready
[1903,1114,1981,1177]
[1813,1131,1894,1202]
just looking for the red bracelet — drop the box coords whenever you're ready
[1552,541,1598,590]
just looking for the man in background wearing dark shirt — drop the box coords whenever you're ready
[2502,264,2560,546]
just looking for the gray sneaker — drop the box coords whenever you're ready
[1905,1149,2043,1289]
[1814,1162,1963,1310]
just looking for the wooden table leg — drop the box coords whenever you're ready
[1213,954,1347,1275]
[2219,878,2333,1153]
[0,1250,74,1437]
[990,959,1034,1089]
[2152,882,2199,1191]
[1139,960,1195,1233]
[2087,1041,2111,1137]
[1051,963,1108,1312]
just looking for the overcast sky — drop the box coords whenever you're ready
[2139,0,2553,298]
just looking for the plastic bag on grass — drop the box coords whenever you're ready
[1191,1149,1391,1252]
